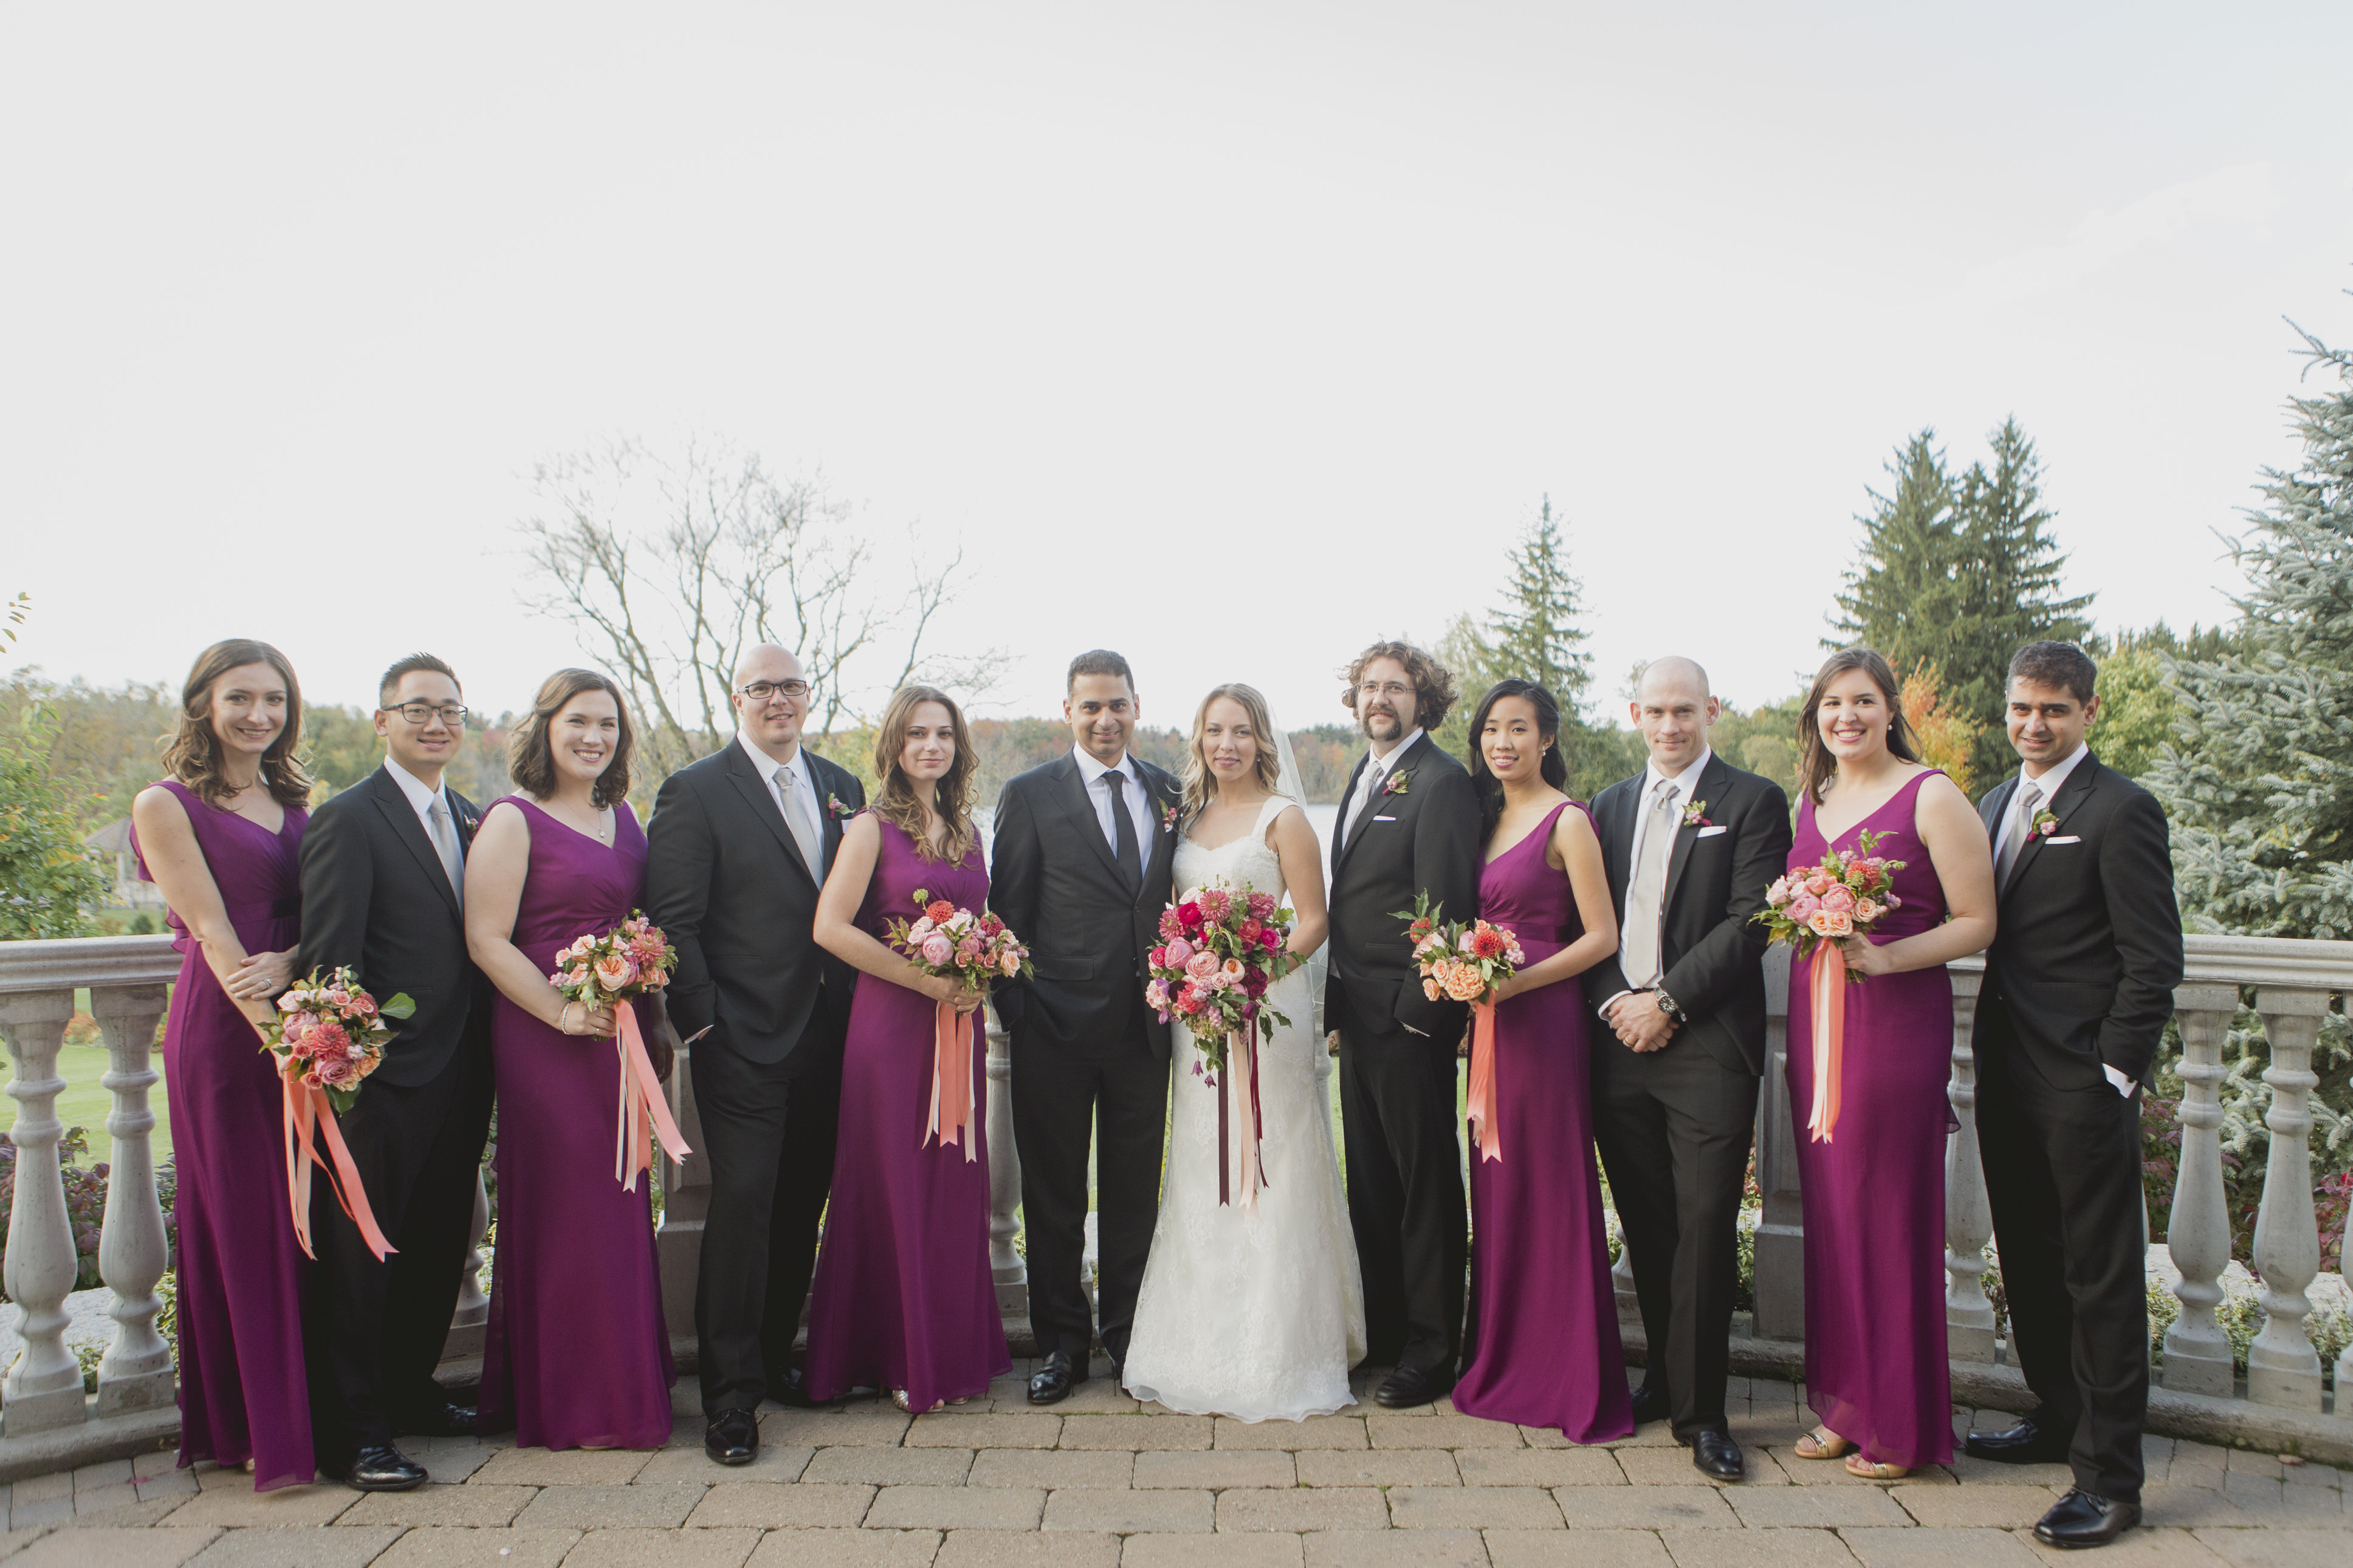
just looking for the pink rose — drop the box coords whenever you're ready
[919,933,954,967]
[594,953,637,991]
[1767,877,1791,905]
[1000,950,1022,977]
[1184,950,1220,983]
[1819,886,1856,914]
[1806,909,1854,939]
[1259,927,1281,951]
[1164,937,1193,967]
[1248,892,1276,920]
[1803,873,1834,896]
[1146,978,1169,1011]
[1856,899,1884,922]
[1786,893,1822,923]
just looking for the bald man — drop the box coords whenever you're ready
[646,644,866,1465]
[1582,658,1791,1482]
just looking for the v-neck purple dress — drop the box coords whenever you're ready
[132,779,315,1490]
[476,797,674,1451]
[1452,800,1633,1442]
[1785,769,1954,1468]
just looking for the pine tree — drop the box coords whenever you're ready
[1833,431,1963,653]
[2150,321,2353,939]
[1486,498,1592,710]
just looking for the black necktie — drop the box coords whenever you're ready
[1106,769,1143,890]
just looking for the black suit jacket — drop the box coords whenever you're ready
[1324,733,1482,1041]
[1581,754,1791,1077]
[644,739,865,1071]
[1972,753,2183,1090]
[295,766,491,1090]
[989,752,1181,1058]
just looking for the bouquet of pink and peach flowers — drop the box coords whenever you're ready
[552,912,676,1012]
[1145,882,1302,1080]
[1392,892,1525,1009]
[1753,829,1906,981]
[265,965,411,1114]
[885,892,1033,991]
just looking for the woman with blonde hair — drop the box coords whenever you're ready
[804,685,1011,1412]
[1121,682,1366,1422]
[129,639,317,1488]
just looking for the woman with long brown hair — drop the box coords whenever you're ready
[464,669,674,1451]
[129,639,318,1488]
[1783,648,1994,1479]
[803,685,1011,1412]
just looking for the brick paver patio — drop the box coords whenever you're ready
[3,1360,2343,1567]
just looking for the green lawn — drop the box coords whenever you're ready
[53,1039,176,1172]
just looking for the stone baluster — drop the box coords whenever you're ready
[655,1024,711,1346]
[2245,987,2328,1409]
[2160,984,2239,1396]
[0,988,89,1434]
[443,1168,492,1360]
[91,983,174,1416]
[1610,1242,1639,1326]
[1942,968,1996,1361]
[984,1010,1027,1321]
[1749,945,1805,1342]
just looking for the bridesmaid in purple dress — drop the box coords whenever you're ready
[465,670,673,1450]
[806,684,1008,1412]
[1784,649,1994,1479]
[129,640,317,1489]
[1451,681,1632,1442]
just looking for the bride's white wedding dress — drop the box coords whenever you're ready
[1122,794,1367,1421]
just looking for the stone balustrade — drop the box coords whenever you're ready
[2,930,2346,1477]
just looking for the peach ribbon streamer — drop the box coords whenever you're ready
[927,1001,977,1160]
[282,1077,396,1261]
[1805,943,1848,1143]
[1465,1001,1502,1163]
[615,1003,693,1191]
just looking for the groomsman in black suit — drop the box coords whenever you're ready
[1965,642,2182,1550]
[1324,641,1480,1409]
[297,654,495,1490]
[1583,657,1791,1482]
[646,643,865,1465]
[991,649,1183,1404]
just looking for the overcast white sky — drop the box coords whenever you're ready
[7,3,2351,735]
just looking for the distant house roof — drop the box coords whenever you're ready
[85,818,134,854]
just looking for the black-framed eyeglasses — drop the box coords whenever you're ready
[737,680,811,703]
[389,702,469,726]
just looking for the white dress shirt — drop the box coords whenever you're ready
[1598,744,1712,1018]
[738,730,828,877]
[1342,728,1425,840]
[1996,741,2128,1097]
[383,755,455,843]
[1073,746,1157,859]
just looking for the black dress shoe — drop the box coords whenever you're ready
[1373,1365,1451,1409]
[2035,1487,2140,1549]
[1629,1385,1671,1427]
[770,1367,819,1409]
[1689,1429,1746,1482]
[1028,1351,1086,1406]
[704,1408,760,1466]
[1965,1416,2073,1465]
[392,1401,478,1438]
[326,1444,428,1491]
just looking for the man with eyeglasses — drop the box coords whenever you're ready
[297,652,496,1490]
[646,643,864,1466]
[1324,640,1479,1409]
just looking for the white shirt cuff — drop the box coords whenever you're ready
[2103,1064,2135,1098]
[1597,990,1634,1022]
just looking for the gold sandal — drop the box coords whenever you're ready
[1844,1454,1909,1480]
[1793,1425,1851,1460]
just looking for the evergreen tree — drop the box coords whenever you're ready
[2150,321,2353,939]
[1833,431,1963,653]
[1485,497,1593,710]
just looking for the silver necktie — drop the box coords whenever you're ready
[1997,780,2044,891]
[1621,779,1679,987]
[428,798,464,909]
[776,764,825,880]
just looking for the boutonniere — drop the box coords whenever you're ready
[826,792,856,822]
[1160,801,1180,834]
[1683,800,1710,828]
[2032,807,2059,838]
[1381,769,1413,799]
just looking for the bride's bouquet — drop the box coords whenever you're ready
[551,912,691,1191]
[1751,829,1908,1145]
[1391,893,1525,1163]
[1144,881,1302,1208]
[884,891,1032,1160]
[263,966,411,1261]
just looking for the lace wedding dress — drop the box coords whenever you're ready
[1122,793,1367,1420]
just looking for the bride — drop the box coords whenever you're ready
[1122,682,1367,1421]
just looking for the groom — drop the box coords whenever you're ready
[1964,642,2182,1549]
[1325,639,1479,1409]
[991,649,1182,1404]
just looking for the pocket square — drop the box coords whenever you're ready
[2044,835,2081,845]
[1372,814,1397,823]
[1695,824,1728,839]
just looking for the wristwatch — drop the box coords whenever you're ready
[1654,986,1687,1025]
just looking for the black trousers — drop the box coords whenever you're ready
[1011,993,1166,1366]
[692,1032,843,1415]
[1590,1030,1758,1440]
[307,1037,495,1461]
[1974,999,2148,1502]
[1333,990,1466,1376]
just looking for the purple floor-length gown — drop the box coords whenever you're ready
[803,815,1009,1409]
[476,798,673,1450]
[132,779,315,1490]
[1786,769,1954,1469]
[1453,800,1634,1442]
